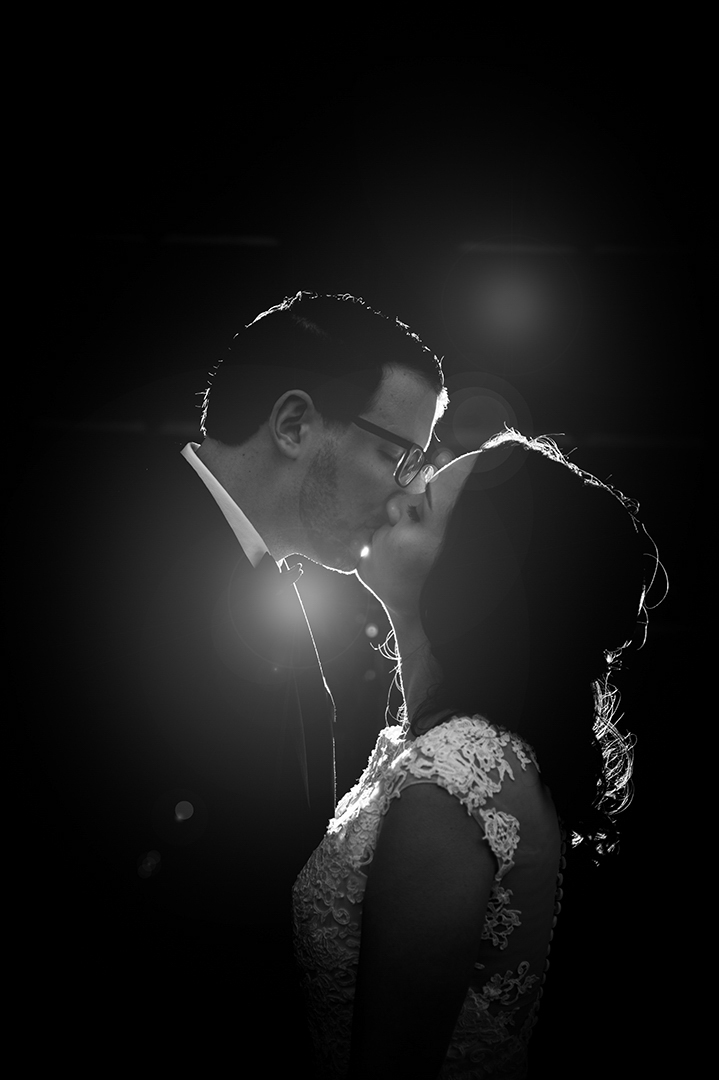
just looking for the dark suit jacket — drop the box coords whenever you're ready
[29,438,335,1065]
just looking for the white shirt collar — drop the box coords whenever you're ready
[181,442,271,569]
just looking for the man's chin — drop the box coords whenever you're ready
[315,558,357,575]
[302,541,361,575]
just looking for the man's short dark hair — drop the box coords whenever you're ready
[200,291,446,445]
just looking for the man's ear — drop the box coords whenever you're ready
[269,390,318,459]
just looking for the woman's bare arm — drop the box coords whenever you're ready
[348,782,496,1079]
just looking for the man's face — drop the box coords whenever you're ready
[298,366,442,572]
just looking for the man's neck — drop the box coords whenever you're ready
[195,437,293,560]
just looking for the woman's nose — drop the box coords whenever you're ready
[386,495,404,525]
[388,490,420,524]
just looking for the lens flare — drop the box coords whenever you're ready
[174,800,195,822]
[137,850,161,878]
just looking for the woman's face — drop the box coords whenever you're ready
[357,452,479,618]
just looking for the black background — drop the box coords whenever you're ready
[22,43,707,1076]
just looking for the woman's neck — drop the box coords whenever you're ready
[391,616,443,733]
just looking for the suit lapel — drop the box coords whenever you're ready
[223,549,337,826]
[288,575,337,816]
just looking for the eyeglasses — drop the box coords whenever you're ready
[352,416,432,488]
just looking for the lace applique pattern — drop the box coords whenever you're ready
[292,715,558,1079]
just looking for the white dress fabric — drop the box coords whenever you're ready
[292,715,565,1078]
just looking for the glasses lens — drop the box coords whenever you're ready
[396,446,424,487]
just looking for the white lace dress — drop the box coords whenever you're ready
[292,715,564,1079]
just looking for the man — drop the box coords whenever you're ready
[175,292,445,859]
[40,291,447,1067]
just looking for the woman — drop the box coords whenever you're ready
[292,430,652,1079]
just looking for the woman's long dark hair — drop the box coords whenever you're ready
[411,430,658,860]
